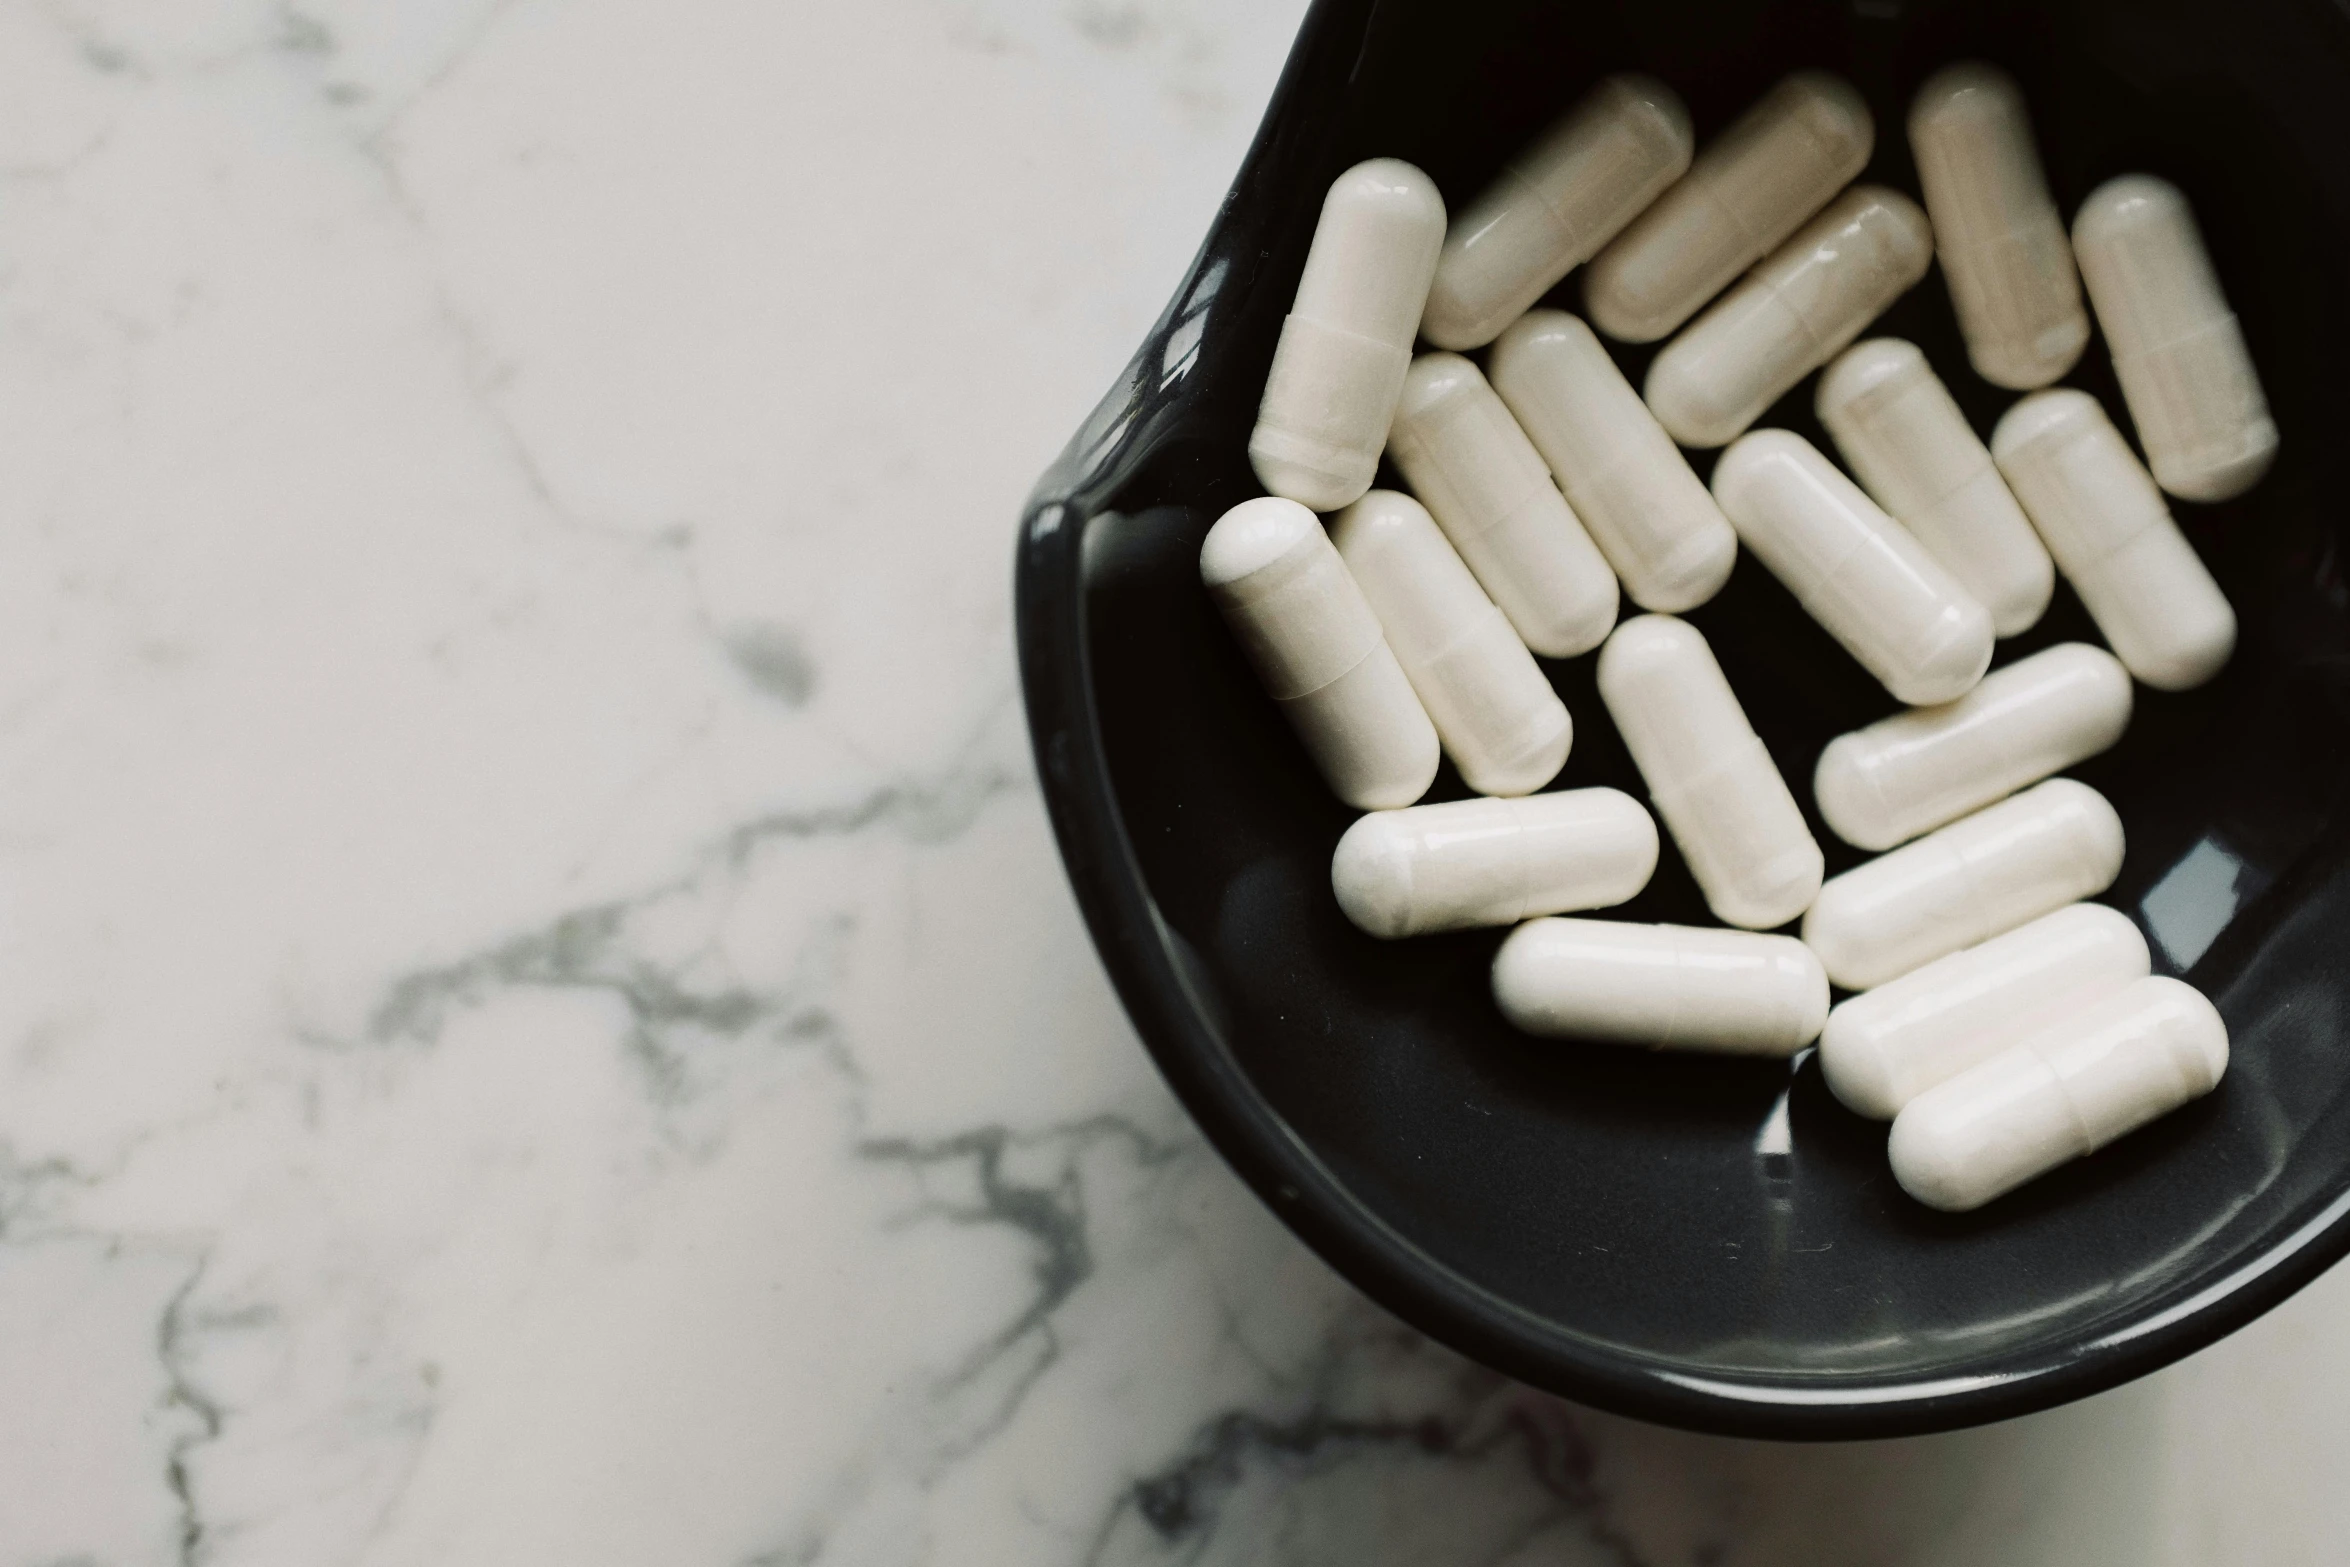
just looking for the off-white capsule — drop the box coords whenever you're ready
[1487,311,1740,612]
[1332,788,1658,939]
[1711,430,1995,705]
[1820,902,2150,1120]
[1890,975,2227,1211]
[2074,174,2277,502]
[1645,185,1933,448]
[1816,339,2054,635]
[1584,71,1875,343]
[1385,354,1621,656]
[1907,63,2088,390]
[1248,159,1446,511]
[1992,390,2237,690]
[1329,490,1572,797]
[1493,917,1829,1054]
[1596,615,1823,929]
[1200,497,1438,809]
[1422,75,1694,351]
[1802,777,2125,990]
[1814,642,2132,852]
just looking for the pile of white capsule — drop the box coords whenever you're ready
[1200,63,2276,1214]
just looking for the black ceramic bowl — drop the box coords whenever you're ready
[1015,0,2350,1438]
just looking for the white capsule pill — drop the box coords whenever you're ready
[1814,642,2132,852]
[1890,975,2227,1211]
[1333,788,1658,939]
[1422,75,1695,351]
[1248,159,1447,511]
[1991,390,2237,690]
[1493,917,1829,1054]
[1596,615,1823,929]
[1820,902,2150,1120]
[1816,339,2054,635]
[1907,63,2089,390]
[1487,311,1740,613]
[2073,174,2277,502]
[1386,353,1621,657]
[1583,71,1875,344]
[1802,777,2125,990]
[1645,185,1934,448]
[1711,430,1995,706]
[1329,490,1572,798]
[1200,497,1438,809]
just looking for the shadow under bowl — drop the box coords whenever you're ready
[1015,0,2350,1438]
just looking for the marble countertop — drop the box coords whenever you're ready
[1,0,2344,1562]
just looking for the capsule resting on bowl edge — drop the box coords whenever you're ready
[1816,338,2054,636]
[1890,975,2227,1211]
[1711,429,1995,707]
[1645,185,1934,448]
[1423,74,1693,351]
[2073,174,2277,503]
[1493,917,1829,1055]
[1329,490,1572,798]
[1597,614,1823,930]
[1200,497,1438,809]
[1583,69,1874,344]
[1907,62,2088,390]
[1814,642,2132,852]
[1487,310,1740,613]
[1333,788,1658,939]
[1820,902,2150,1120]
[1386,353,1621,657]
[1992,389,2237,691]
[1802,777,2125,991]
[1248,159,1446,511]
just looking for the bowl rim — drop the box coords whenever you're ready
[1011,0,2350,1439]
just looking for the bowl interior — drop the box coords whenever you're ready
[1020,0,2350,1435]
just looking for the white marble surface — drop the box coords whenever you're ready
[0,1,2346,1562]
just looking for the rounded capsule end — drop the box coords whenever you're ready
[1819,1004,1904,1121]
[1799,878,1874,991]
[1707,428,1815,512]
[1200,496,1320,587]
[1325,486,1430,557]
[1644,349,1756,449]
[1460,704,1574,799]
[1888,1100,1998,1212]
[1813,732,1903,852]
[1247,441,1376,514]
[1635,520,1741,614]
[1331,813,1418,940]
[1816,338,1930,425]
[1596,612,1705,690]
[1395,350,1483,428]
[1785,942,1833,1045]
[1489,308,1598,376]
[1891,600,1997,707]
[1489,919,1559,1034]
[2133,600,2239,692]
[2143,976,2231,1089]
[2072,173,2192,253]
[1580,263,1676,345]
[2041,777,2128,884]
[1602,72,1697,167]
[1868,186,1938,277]
[1710,841,1827,934]
[1907,59,2027,138]
[2154,436,2280,505]
[1990,387,2105,467]
[1326,157,1448,233]
[1786,69,1875,167]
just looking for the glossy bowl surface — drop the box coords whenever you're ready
[1014,0,2350,1437]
